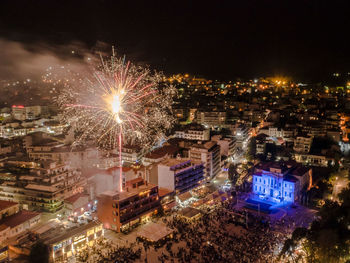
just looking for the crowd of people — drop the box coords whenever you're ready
[72,199,290,263]
[62,195,309,263]
[162,204,284,263]
[75,239,141,263]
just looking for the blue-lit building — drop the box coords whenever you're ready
[252,161,312,204]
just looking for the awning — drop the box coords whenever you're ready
[177,191,192,202]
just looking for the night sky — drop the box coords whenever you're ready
[1,0,350,81]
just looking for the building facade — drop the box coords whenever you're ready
[196,111,226,127]
[0,160,85,212]
[189,141,221,180]
[151,159,204,194]
[174,125,210,141]
[293,136,313,153]
[97,180,160,232]
[43,221,103,262]
[252,162,311,203]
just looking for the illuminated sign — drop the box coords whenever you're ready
[95,225,103,232]
[73,234,86,243]
[53,243,62,251]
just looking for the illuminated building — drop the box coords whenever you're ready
[189,141,220,180]
[119,145,142,165]
[174,124,210,141]
[11,105,49,121]
[11,105,25,120]
[0,209,40,243]
[258,127,297,144]
[150,158,204,194]
[252,161,312,203]
[42,221,103,262]
[196,111,226,128]
[97,179,160,232]
[142,145,179,166]
[0,159,85,212]
[211,135,236,158]
[235,124,250,149]
[293,136,313,153]
[294,153,331,167]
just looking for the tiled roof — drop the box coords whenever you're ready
[0,200,18,211]
[0,210,40,228]
[145,145,179,159]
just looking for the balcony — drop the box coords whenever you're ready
[120,201,160,223]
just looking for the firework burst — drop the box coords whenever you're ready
[56,51,176,190]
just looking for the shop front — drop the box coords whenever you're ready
[47,221,103,262]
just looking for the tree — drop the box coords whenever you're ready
[280,184,350,263]
[29,241,49,263]
[264,143,277,161]
[228,164,239,187]
[245,137,256,161]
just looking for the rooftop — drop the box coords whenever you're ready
[144,145,179,159]
[0,210,40,228]
[0,200,18,211]
[137,222,173,242]
[191,141,218,150]
[158,187,173,197]
[100,182,157,201]
[42,221,101,246]
[179,207,201,219]
[160,158,202,171]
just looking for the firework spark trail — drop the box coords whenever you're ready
[56,51,176,192]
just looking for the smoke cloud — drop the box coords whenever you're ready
[0,38,98,80]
